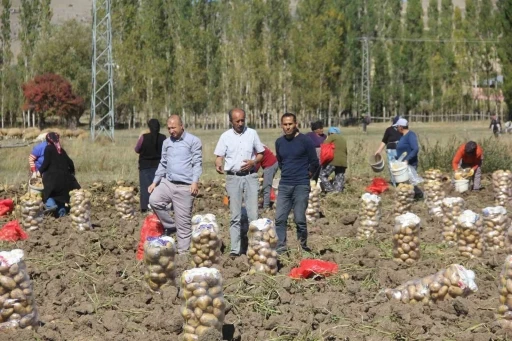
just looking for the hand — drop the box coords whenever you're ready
[36,171,41,178]
[374,151,381,156]
[467,169,474,177]
[190,182,199,196]
[240,159,255,172]
[148,183,157,194]
[215,162,224,174]
[31,172,37,179]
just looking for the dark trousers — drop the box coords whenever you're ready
[139,167,157,212]
[275,184,310,252]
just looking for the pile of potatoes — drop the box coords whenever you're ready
[456,210,484,258]
[482,206,509,250]
[441,197,465,245]
[180,268,225,341]
[424,169,443,182]
[114,186,136,219]
[143,236,176,292]
[394,184,414,216]
[356,193,381,240]
[19,193,44,231]
[190,215,221,268]
[392,212,421,265]
[423,180,445,217]
[306,180,321,222]
[385,264,478,304]
[497,255,512,329]
[493,170,512,206]
[0,249,38,330]
[69,189,92,231]
[247,219,279,275]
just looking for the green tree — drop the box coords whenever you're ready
[1,0,12,128]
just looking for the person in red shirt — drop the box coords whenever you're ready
[452,141,483,190]
[256,145,278,209]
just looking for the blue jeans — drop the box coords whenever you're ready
[275,184,310,252]
[386,149,397,187]
[46,198,67,218]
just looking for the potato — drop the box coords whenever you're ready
[456,210,484,258]
[393,213,421,265]
[20,194,43,231]
[393,184,414,217]
[114,187,135,220]
[247,219,279,275]
[144,236,176,292]
[357,193,381,240]
[306,180,321,222]
[441,198,465,245]
[492,170,512,206]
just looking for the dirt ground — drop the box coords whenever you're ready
[0,175,511,341]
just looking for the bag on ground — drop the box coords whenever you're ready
[0,221,28,242]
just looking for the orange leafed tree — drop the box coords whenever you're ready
[22,73,84,128]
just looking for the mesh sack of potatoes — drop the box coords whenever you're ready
[69,189,92,231]
[385,264,478,304]
[392,212,421,265]
[19,193,43,232]
[441,197,465,245]
[423,180,445,217]
[306,180,321,222]
[190,215,221,268]
[394,184,414,216]
[482,206,509,250]
[247,218,278,275]
[180,268,225,341]
[0,249,38,330]
[493,170,512,206]
[456,210,484,258]
[497,255,512,329]
[114,186,136,219]
[143,236,176,292]
[424,169,443,182]
[356,193,381,240]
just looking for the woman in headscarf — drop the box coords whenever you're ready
[319,127,347,193]
[135,119,167,212]
[39,132,81,217]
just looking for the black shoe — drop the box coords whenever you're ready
[163,228,174,236]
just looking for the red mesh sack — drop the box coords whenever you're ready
[365,177,389,194]
[289,259,338,279]
[0,199,14,216]
[136,214,163,260]
[0,220,28,242]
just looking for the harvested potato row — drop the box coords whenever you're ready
[180,268,225,341]
[385,264,478,305]
[423,180,445,218]
[69,189,92,231]
[424,169,443,182]
[498,255,512,329]
[247,219,279,275]
[441,197,465,245]
[19,193,44,231]
[0,249,38,330]
[482,206,509,250]
[190,215,221,268]
[393,212,421,265]
[143,236,176,292]
[356,193,381,240]
[306,180,321,222]
[493,170,512,206]
[114,186,136,219]
[456,210,484,258]
[394,184,414,216]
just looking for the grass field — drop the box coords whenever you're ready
[0,120,507,186]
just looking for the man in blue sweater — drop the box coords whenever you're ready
[275,113,319,254]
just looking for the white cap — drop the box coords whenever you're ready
[393,118,408,127]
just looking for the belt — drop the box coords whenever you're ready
[170,181,191,186]
[227,170,254,176]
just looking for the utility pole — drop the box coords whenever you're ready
[359,37,370,120]
[90,0,115,141]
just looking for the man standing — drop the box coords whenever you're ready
[490,114,501,138]
[255,145,278,210]
[275,113,319,254]
[148,115,202,254]
[214,108,264,257]
[452,141,483,191]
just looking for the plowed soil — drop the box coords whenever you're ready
[0,176,510,341]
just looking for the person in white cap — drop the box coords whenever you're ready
[395,118,423,199]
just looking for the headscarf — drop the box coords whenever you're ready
[392,116,400,125]
[46,132,62,154]
[147,119,161,151]
[327,127,341,135]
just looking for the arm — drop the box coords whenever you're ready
[213,136,226,174]
[241,131,265,172]
[29,154,37,172]
[452,146,463,171]
[375,142,386,155]
[306,138,320,177]
[190,137,203,195]
[275,140,282,170]
[153,140,168,184]
[404,133,419,162]
[38,146,51,174]
[134,135,143,153]
[65,151,75,175]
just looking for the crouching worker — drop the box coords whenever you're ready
[452,141,483,191]
[39,132,81,217]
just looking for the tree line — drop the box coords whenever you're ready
[0,0,511,130]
